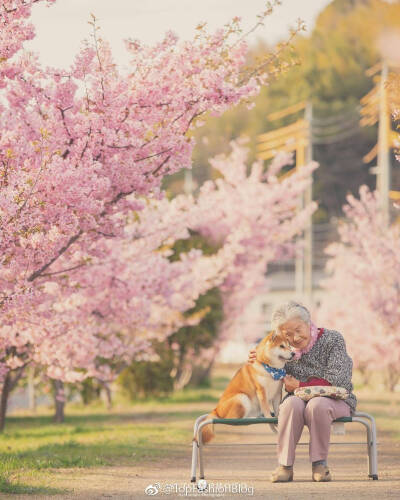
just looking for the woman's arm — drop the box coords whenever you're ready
[322,333,353,387]
[284,375,331,391]
[298,377,331,388]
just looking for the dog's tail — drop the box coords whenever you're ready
[200,409,219,444]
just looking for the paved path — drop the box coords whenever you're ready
[8,407,400,500]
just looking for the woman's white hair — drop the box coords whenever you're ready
[270,300,311,332]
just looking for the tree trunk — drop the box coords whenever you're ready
[0,372,11,433]
[189,357,215,387]
[100,381,113,410]
[0,366,26,432]
[173,363,193,391]
[52,380,65,423]
[27,365,36,412]
[358,364,371,386]
[171,348,186,386]
[384,366,400,393]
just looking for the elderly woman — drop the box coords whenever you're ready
[248,300,357,483]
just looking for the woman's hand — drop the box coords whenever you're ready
[283,375,300,392]
[247,349,257,364]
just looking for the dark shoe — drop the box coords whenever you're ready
[270,465,293,482]
[312,464,332,482]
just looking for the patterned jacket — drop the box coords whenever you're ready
[285,327,357,413]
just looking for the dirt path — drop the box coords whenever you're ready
[7,411,400,500]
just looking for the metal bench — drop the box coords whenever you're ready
[191,412,378,482]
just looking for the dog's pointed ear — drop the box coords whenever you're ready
[271,330,277,341]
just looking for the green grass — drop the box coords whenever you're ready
[0,377,229,494]
[0,474,63,495]
[0,407,193,494]
[0,379,227,495]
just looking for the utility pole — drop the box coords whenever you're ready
[256,101,314,304]
[304,101,313,305]
[377,61,391,227]
[361,60,393,226]
[295,102,313,305]
[184,169,194,195]
[294,136,305,299]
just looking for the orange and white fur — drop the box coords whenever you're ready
[201,330,294,443]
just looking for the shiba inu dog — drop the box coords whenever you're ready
[200,330,294,443]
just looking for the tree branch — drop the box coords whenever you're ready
[27,229,83,282]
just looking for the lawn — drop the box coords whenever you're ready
[0,366,399,495]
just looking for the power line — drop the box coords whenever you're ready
[311,105,361,126]
[311,124,362,144]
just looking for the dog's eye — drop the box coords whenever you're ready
[280,344,284,348]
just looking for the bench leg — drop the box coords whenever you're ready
[354,412,378,480]
[363,414,378,480]
[352,416,378,480]
[370,418,378,480]
[191,415,208,482]
[191,439,198,483]
[197,420,213,480]
[199,431,205,480]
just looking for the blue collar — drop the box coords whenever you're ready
[261,363,286,380]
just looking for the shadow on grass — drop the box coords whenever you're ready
[136,392,219,405]
[0,474,65,495]
[0,439,183,472]
[5,413,133,428]
[4,409,209,433]
[4,425,113,441]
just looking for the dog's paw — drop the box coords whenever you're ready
[269,423,278,434]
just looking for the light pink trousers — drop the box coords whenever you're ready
[277,395,351,466]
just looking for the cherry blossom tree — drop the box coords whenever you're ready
[316,185,400,390]
[1,1,300,314]
[0,0,307,427]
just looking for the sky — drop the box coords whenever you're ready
[27,0,333,69]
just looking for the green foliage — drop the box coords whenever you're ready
[169,229,220,261]
[169,286,223,354]
[117,232,224,400]
[78,378,102,406]
[117,341,175,400]
[117,286,224,400]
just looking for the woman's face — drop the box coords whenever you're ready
[279,317,310,350]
